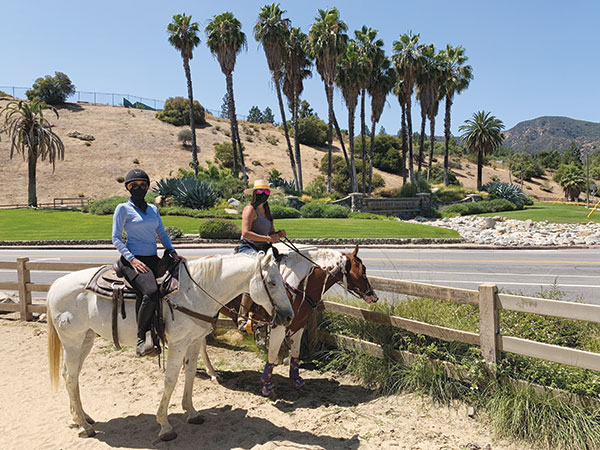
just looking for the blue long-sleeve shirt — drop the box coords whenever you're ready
[112,200,174,261]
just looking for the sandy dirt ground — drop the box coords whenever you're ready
[0,314,529,450]
[0,99,561,206]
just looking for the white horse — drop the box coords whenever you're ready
[199,247,377,395]
[47,249,293,441]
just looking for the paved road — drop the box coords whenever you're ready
[0,247,598,304]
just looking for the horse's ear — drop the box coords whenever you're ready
[262,248,273,266]
[352,244,359,257]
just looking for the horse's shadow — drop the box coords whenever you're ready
[92,405,359,449]
[207,368,379,413]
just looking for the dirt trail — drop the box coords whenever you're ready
[0,315,527,450]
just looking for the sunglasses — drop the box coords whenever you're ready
[129,182,148,190]
[255,189,270,195]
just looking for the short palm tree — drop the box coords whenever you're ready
[367,56,395,193]
[308,7,348,192]
[254,4,298,190]
[283,27,312,191]
[558,165,585,201]
[167,13,201,177]
[392,31,421,184]
[1,100,64,206]
[206,11,247,181]
[336,40,367,192]
[459,111,505,190]
[355,26,383,192]
[440,45,473,186]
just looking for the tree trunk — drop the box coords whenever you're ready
[360,89,367,193]
[183,58,199,177]
[275,79,299,191]
[27,152,37,207]
[226,73,239,173]
[417,109,426,181]
[406,99,414,184]
[427,116,435,181]
[292,92,303,190]
[368,118,376,194]
[477,148,483,190]
[401,104,408,185]
[226,74,246,181]
[332,114,351,173]
[443,94,453,187]
[349,107,358,193]
[325,83,334,193]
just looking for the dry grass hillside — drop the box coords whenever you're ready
[0,99,563,205]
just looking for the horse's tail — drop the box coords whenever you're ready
[47,300,62,391]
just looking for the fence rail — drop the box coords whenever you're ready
[1,258,599,374]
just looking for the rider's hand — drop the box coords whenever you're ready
[268,233,280,243]
[130,258,149,273]
[278,229,286,238]
[171,252,186,262]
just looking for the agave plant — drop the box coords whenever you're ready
[154,178,181,198]
[174,177,218,209]
[482,181,528,206]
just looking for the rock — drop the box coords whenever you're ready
[467,406,476,417]
[227,198,241,207]
[480,217,496,229]
[224,208,238,215]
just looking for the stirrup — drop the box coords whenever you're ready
[136,331,161,357]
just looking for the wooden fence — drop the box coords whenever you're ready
[2,258,600,373]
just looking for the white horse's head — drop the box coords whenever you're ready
[249,248,294,327]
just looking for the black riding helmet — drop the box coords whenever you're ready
[124,169,150,189]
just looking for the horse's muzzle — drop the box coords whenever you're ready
[275,310,294,327]
[364,290,378,304]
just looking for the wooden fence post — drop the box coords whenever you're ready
[16,257,33,321]
[478,283,499,365]
[305,304,323,354]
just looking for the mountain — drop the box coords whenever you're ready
[503,116,600,153]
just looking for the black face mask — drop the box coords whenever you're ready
[255,193,269,205]
[130,188,148,212]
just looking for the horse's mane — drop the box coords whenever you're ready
[305,249,345,274]
[185,255,225,286]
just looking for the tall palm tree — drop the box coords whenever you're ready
[206,11,248,181]
[367,56,395,193]
[254,3,298,190]
[440,45,473,187]
[426,51,444,181]
[283,27,312,191]
[336,40,367,193]
[394,79,410,184]
[167,13,201,177]
[308,7,348,192]
[355,26,383,192]
[392,32,421,184]
[1,100,64,206]
[459,111,504,190]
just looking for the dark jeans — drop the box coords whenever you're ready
[120,255,161,301]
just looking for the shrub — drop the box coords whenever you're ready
[177,129,193,146]
[199,219,241,239]
[85,196,128,215]
[427,165,460,186]
[159,205,241,219]
[434,186,468,204]
[354,135,403,175]
[300,202,350,218]
[443,198,519,216]
[295,115,327,146]
[265,134,279,145]
[348,212,391,220]
[270,204,301,219]
[165,226,183,240]
[305,177,327,198]
[155,97,206,126]
[25,72,75,105]
[509,153,544,181]
[214,142,235,168]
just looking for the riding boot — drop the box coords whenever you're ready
[136,295,160,357]
[237,293,253,333]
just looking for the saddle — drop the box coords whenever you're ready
[85,262,180,350]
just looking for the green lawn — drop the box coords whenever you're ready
[478,202,600,223]
[0,209,460,240]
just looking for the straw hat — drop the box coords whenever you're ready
[244,179,271,195]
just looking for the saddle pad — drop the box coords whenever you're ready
[85,265,179,300]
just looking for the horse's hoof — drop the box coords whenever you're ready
[188,414,205,425]
[261,382,276,397]
[210,376,219,385]
[159,430,177,441]
[292,376,305,389]
[78,427,96,438]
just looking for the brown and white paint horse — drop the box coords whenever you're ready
[200,245,377,395]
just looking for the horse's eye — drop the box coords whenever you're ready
[268,280,277,287]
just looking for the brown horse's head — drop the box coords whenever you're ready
[342,245,378,304]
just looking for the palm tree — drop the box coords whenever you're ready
[167,13,201,177]
[336,40,367,192]
[283,27,313,191]
[355,26,383,192]
[367,56,395,193]
[440,45,473,187]
[557,165,585,201]
[254,3,298,190]
[394,79,410,185]
[308,7,348,192]
[0,100,64,206]
[392,32,421,184]
[206,11,248,181]
[459,111,504,190]
[426,51,444,181]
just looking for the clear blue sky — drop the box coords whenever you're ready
[2,0,599,136]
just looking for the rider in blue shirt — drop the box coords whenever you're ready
[112,169,183,357]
